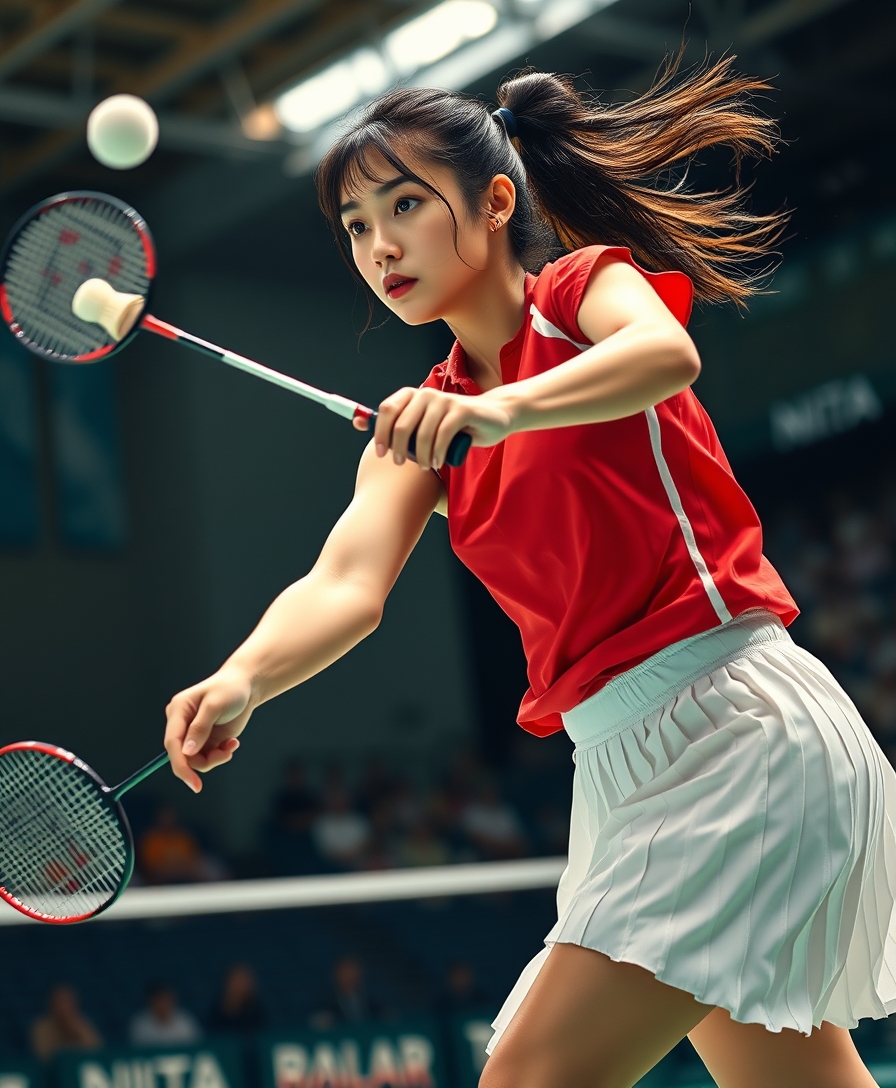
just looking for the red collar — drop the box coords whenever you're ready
[444,273,536,392]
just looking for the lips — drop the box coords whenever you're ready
[383,274,417,298]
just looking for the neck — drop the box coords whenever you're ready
[444,259,527,390]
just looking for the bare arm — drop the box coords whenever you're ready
[489,256,701,430]
[374,257,701,469]
[164,445,443,791]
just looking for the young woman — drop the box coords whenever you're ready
[163,53,896,1088]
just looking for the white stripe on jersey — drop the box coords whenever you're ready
[530,303,732,624]
[530,304,591,351]
[644,407,732,624]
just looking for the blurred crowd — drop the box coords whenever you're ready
[131,738,572,886]
[763,465,896,764]
[27,954,488,1063]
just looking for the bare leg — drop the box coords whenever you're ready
[689,1008,879,1088]
[481,942,713,1088]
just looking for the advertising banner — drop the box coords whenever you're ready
[56,1042,245,1088]
[262,1019,446,1088]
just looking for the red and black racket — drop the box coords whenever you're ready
[0,191,471,467]
[0,741,169,923]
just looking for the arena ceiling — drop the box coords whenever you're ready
[0,0,890,257]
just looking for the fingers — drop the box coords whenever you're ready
[373,388,416,463]
[165,692,241,793]
[373,388,459,469]
[165,694,202,792]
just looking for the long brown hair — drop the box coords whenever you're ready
[317,47,790,314]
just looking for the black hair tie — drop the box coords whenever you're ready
[492,107,517,139]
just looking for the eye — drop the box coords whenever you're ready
[345,221,366,238]
[395,196,420,214]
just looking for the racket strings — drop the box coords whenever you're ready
[4,199,151,359]
[0,748,128,919]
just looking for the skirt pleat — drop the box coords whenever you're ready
[488,622,896,1052]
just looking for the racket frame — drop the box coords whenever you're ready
[0,740,135,924]
[0,190,155,363]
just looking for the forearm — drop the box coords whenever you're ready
[487,322,700,433]
[222,571,382,707]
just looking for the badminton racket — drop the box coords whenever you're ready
[0,191,471,467]
[0,741,169,924]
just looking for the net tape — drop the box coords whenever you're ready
[0,748,128,919]
[4,199,151,359]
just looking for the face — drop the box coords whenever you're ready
[339,150,497,326]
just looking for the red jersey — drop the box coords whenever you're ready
[423,245,798,736]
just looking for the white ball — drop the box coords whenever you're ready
[87,94,159,170]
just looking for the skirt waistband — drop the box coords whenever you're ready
[562,609,792,748]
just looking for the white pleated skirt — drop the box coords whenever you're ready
[488,609,896,1052]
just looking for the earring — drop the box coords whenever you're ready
[490,217,501,233]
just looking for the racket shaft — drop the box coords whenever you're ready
[110,751,170,801]
[138,315,471,466]
[141,314,359,420]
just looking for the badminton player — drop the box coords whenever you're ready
[164,53,895,1087]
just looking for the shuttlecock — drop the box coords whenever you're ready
[72,278,145,341]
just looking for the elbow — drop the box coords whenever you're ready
[669,332,701,388]
[363,600,384,636]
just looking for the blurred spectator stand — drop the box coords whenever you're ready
[310,790,371,871]
[137,805,227,885]
[308,957,385,1031]
[29,985,102,1063]
[128,984,202,1047]
[207,964,267,1037]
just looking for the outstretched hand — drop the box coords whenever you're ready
[164,668,254,792]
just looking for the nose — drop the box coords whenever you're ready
[370,223,401,266]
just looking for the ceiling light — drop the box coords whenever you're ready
[274,48,389,134]
[385,0,498,75]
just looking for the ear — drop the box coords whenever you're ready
[486,174,516,222]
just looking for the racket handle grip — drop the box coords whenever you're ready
[365,411,472,467]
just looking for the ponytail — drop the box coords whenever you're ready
[317,48,790,316]
[497,49,790,307]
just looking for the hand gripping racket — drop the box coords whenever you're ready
[0,191,471,467]
[0,741,169,923]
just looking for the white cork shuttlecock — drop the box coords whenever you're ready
[71,278,145,341]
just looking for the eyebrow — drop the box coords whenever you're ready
[339,174,417,215]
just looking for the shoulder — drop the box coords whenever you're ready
[534,245,694,339]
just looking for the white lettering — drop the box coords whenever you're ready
[339,1041,362,1088]
[189,1054,228,1088]
[463,1020,494,1074]
[770,375,883,452]
[79,1065,112,1088]
[399,1035,435,1086]
[308,1043,341,1088]
[272,1045,308,1088]
[367,1039,400,1086]
[154,1056,191,1088]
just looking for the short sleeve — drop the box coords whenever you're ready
[535,245,695,343]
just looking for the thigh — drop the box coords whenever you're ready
[481,942,712,1088]
[688,1008,879,1088]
